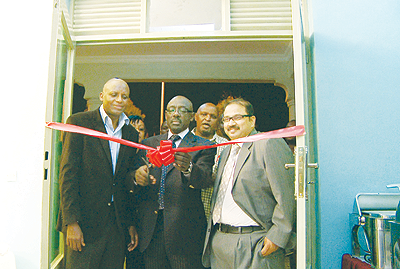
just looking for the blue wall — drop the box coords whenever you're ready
[311,1,400,268]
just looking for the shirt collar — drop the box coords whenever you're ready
[210,133,220,143]
[232,130,257,149]
[168,128,189,140]
[191,127,219,142]
[99,105,130,129]
[234,143,243,149]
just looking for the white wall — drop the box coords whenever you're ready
[0,1,54,268]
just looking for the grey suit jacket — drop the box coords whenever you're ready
[202,130,295,266]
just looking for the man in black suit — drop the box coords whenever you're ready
[134,96,216,269]
[58,78,139,268]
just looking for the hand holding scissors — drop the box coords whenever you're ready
[134,157,156,186]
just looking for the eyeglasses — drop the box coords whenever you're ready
[165,107,193,115]
[222,114,252,123]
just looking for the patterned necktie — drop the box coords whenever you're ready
[212,144,241,224]
[158,134,180,210]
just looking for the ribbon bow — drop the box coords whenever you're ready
[146,140,175,167]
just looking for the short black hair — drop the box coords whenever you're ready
[224,98,254,116]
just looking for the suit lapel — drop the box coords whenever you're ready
[114,124,131,176]
[232,142,252,186]
[215,145,230,186]
[179,132,196,148]
[166,132,195,174]
[90,109,112,169]
[232,130,258,186]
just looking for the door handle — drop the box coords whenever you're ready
[285,163,295,169]
[308,163,319,169]
[284,147,318,199]
[285,163,319,169]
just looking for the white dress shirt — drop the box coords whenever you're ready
[99,105,130,174]
[219,144,259,226]
[167,128,189,147]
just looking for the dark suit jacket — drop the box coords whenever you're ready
[202,131,295,267]
[136,131,216,256]
[57,109,139,243]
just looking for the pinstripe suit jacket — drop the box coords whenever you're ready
[136,131,216,256]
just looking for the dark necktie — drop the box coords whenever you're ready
[158,135,180,210]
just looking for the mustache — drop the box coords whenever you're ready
[226,126,239,131]
[170,119,182,124]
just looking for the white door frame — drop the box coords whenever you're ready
[41,7,75,269]
[292,0,318,268]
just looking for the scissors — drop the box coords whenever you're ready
[141,157,152,185]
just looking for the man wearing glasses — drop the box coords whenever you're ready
[202,98,295,269]
[134,96,216,269]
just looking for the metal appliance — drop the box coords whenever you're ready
[390,196,400,269]
[349,193,400,269]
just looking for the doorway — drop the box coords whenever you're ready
[44,1,318,268]
[127,81,289,137]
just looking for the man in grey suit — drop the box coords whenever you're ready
[202,98,295,269]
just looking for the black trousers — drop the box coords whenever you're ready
[64,208,125,269]
[126,248,145,269]
[143,211,204,269]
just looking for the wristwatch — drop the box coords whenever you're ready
[183,162,193,175]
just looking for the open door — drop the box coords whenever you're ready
[42,5,75,269]
[291,0,319,268]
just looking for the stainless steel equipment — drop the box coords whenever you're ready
[349,193,400,269]
[390,194,400,269]
[390,218,400,269]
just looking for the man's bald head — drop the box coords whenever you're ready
[102,78,130,95]
[165,96,194,134]
[167,96,193,111]
[194,103,219,139]
[99,78,130,125]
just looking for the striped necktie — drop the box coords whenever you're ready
[212,144,241,224]
[158,135,180,210]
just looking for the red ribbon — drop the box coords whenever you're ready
[45,122,305,167]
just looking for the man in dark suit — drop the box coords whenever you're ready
[202,98,295,269]
[134,96,216,269]
[58,78,139,268]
